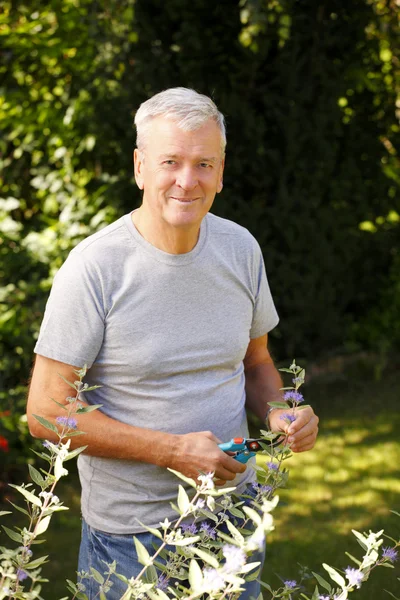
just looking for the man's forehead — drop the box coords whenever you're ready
[145,116,223,153]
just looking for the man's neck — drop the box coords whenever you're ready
[131,208,201,255]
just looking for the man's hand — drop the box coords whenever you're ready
[269,406,319,453]
[169,431,246,486]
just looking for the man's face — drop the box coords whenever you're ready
[134,116,224,231]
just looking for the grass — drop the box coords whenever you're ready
[1,364,399,599]
[260,365,400,599]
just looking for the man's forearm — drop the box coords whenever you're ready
[244,361,284,421]
[28,394,179,468]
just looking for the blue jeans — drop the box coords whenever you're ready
[78,486,266,599]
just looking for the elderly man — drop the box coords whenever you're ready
[27,88,319,598]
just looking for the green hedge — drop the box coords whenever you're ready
[1,0,399,395]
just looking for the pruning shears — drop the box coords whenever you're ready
[218,437,278,464]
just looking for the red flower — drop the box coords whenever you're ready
[0,436,9,452]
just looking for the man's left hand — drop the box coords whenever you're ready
[269,406,319,453]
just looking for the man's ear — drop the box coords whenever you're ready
[217,157,225,193]
[133,149,144,190]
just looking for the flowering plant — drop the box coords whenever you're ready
[0,363,398,600]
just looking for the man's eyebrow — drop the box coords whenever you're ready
[158,154,218,163]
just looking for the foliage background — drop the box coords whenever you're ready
[0,0,399,597]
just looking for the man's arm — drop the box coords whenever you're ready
[27,355,246,483]
[244,334,319,452]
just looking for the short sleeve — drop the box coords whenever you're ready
[250,244,279,339]
[34,250,105,368]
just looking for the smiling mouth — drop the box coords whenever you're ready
[170,197,199,203]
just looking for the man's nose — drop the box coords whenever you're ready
[175,166,198,190]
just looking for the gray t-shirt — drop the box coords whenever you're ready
[35,212,279,533]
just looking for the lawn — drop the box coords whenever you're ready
[1,363,399,599]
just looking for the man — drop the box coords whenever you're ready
[27,88,319,598]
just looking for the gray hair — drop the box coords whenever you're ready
[134,87,226,154]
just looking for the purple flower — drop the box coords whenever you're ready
[157,573,169,591]
[382,546,398,562]
[318,596,330,600]
[222,544,246,574]
[284,390,304,404]
[260,485,273,494]
[182,522,198,535]
[284,579,297,589]
[267,461,279,471]
[200,522,216,539]
[16,568,28,581]
[251,482,260,490]
[280,413,297,424]
[42,440,52,449]
[345,567,363,588]
[56,416,78,430]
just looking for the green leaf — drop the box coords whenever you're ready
[0,511,12,517]
[322,564,346,588]
[134,536,152,566]
[279,368,294,373]
[135,521,163,540]
[229,507,245,519]
[9,484,42,507]
[344,552,362,566]
[177,485,190,515]
[50,398,68,411]
[33,414,58,434]
[25,555,49,569]
[240,561,260,574]
[35,515,51,535]
[242,506,261,526]
[28,464,46,488]
[259,581,273,592]
[189,559,203,591]
[90,567,105,584]
[76,404,103,413]
[66,581,78,594]
[8,501,31,517]
[144,564,158,583]
[64,430,86,437]
[57,373,78,390]
[312,571,332,592]
[226,520,244,543]
[64,446,88,461]
[352,530,368,551]
[172,536,200,546]
[167,469,197,488]
[198,508,219,522]
[266,401,289,409]
[192,547,219,568]
[2,525,23,543]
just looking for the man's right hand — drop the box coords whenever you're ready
[169,431,246,486]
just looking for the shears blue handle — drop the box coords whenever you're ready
[218,438,256,464]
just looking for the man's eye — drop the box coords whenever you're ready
[199,162,211,168]
[163,160,176,165]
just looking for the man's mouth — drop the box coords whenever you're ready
[170,197,199,204]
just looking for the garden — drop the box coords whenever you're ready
[1,0,400,598]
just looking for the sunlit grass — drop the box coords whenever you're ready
[261,368,400,598]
